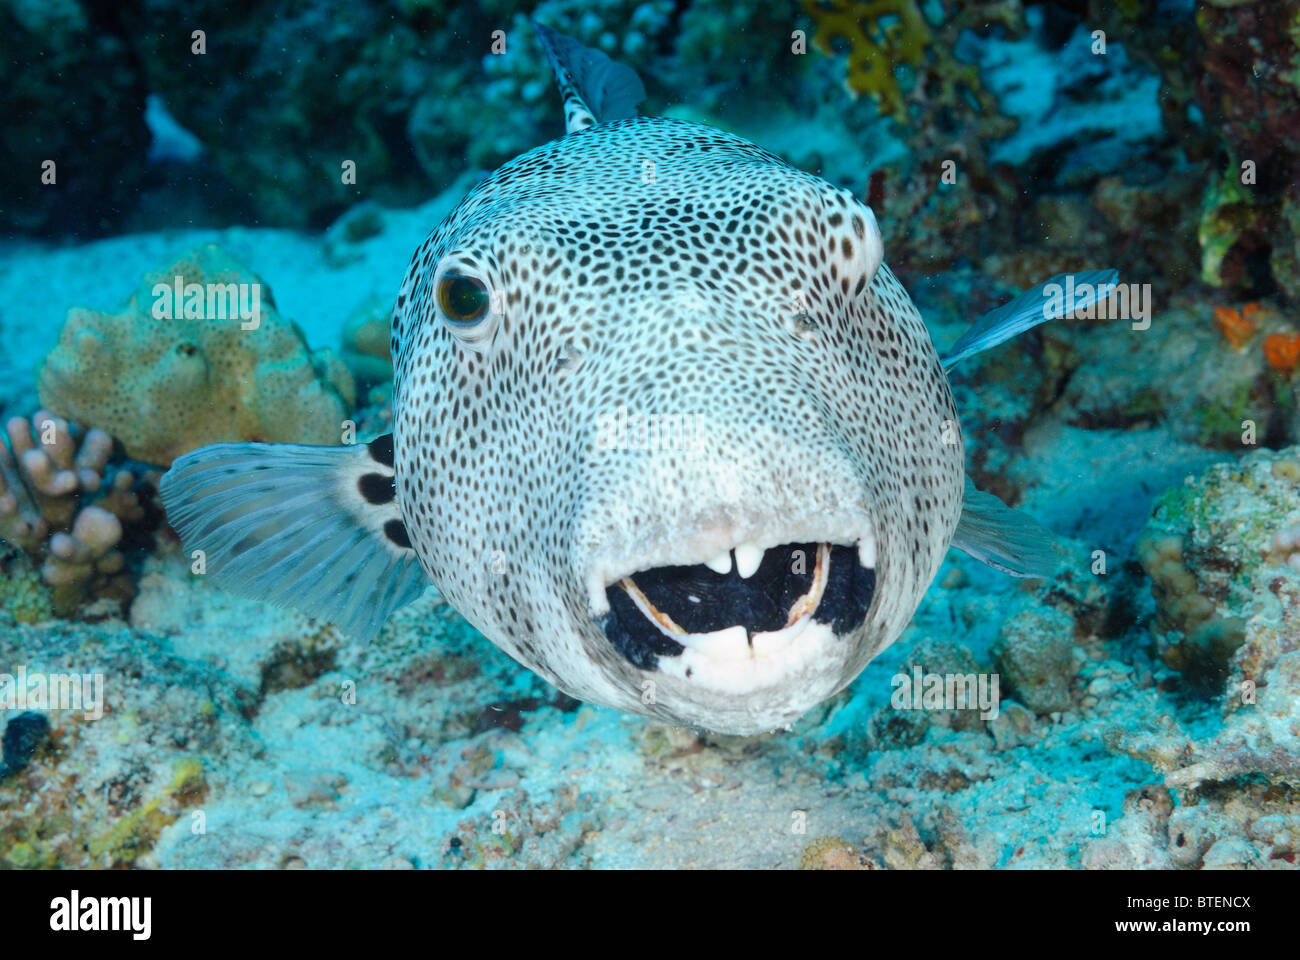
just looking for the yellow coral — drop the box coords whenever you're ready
[800,835,871,869]
[0,554,53,624]
[37,244,355,467]
[88,757,207,866]
[803,0,931,120]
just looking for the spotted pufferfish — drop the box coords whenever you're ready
[162,24,1116,736]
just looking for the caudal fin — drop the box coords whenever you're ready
[950,478,1058,578]
[941,269,1119,369]
[159,436,428,639]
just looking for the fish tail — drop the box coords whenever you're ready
[159,436,427,639]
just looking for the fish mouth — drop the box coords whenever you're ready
[598,540,876,680]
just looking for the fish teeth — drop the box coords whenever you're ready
[681,625,749,661]
[734,542,764,579]
[704,551,733,575]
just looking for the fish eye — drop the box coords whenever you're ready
[437,273,490,325]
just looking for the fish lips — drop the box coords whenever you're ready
[598,540,876,676]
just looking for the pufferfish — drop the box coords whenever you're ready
[161,24,1116,736]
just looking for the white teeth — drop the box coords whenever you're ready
[858,537,877,569]
[682,625,749,661]
[749,615,811,658]
[734,542,764,579]
[704,551,733,575]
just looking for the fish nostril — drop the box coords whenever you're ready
[555,342,585,374]
[791,313,818,339]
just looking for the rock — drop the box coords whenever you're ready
[993,606,1078,713]
[1058,301,1290,450]
[340,295,395,388]
[799,835,871,870]
[988,701,1041,750]
[37,244,355,466]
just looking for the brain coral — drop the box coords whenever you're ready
[37,244,355,467]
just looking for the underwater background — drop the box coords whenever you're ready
[1,0,1298,869]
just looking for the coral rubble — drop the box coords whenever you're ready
[1138,448,1300,801]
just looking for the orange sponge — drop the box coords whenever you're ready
[1263,332,1300,374]
[1212,305,1256,349]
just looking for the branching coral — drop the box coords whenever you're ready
[0,411,157,617]
[802,0,931,121]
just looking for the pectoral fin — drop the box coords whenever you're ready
[942,269,1119,369]
[160,436,428,639]
[950,477,1058,578]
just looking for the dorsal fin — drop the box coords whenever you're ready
[533,21,646,134]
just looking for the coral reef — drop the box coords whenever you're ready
[1055,298,1294,450]
[0,0,1211,316]
[1095,0,1300,299]
[0,411,158,617]
[0,0,149,235]
[5,0,1300,874]
[802,0,933,122]
[1089,446,1300,866]
[467,0,676,166]
[37,244,355,467]
[1192,0,1300,297]
[118,1,461,227]
[340,295,395,389]
[1138,448,1300,790]
[802,0,1023,274]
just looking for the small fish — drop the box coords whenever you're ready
[162,25,1116,735]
